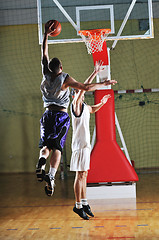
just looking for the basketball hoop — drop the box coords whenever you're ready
[79,29,111,54]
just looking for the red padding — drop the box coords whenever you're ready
[87,89,139,183]
[92,41,109,66]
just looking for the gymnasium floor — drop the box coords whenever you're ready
[0,173,159,240]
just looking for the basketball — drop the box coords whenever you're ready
[46,20,61,37]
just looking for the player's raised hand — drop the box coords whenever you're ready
[45,20,55,35]
[94,60,104,73]
[101,94,111,104]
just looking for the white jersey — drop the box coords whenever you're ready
[70,102,91,171]
[71,102,91,151]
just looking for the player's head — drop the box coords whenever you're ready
[71,88,79,99]
[49,57,62,74]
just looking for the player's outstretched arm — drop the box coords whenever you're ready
[63,76,117,92]
[42,21,55,60]
[84,60,104,84]
[76,60,104,102]
[41,21,56,74]
[88,94,111,113]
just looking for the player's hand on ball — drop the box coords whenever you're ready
[101,94,111,104]
[45,20,55,35]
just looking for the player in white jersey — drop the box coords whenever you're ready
[70,61,117,220]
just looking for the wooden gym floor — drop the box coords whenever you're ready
[0,173,159,240]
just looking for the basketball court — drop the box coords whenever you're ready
[0,0,159,239]
[0,173,159,239]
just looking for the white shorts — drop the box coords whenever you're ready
[70,147,91,171]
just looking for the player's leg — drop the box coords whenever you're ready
[81,171,88,199]
[39,110,70,195]
[36,110,51,182]
[44,123,70,196]
[74,171,82,203]
[36,146,50,182]
[81,171,94,217]
[73,171,89,220]
[44,148,61,197]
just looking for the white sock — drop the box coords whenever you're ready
[49,167,57,178]
[76,202,82,209]
[42,164,46,170]
[81,199,88,206]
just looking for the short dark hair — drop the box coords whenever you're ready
[70,88,75,97]
[70,88,79,98]
[49,57,62,74]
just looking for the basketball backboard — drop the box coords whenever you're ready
[37,0,154,48]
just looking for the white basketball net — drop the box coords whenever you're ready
[79,29,110,54]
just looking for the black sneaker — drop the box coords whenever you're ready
[73,206,89,220]
[44,173,55,197]
[36,157,46,182]
[83,204,94,217]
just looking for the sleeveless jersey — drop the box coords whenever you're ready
[40,72,70,108]
[71,102,91,152]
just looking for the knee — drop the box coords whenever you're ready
[77,171,87,181]
[40,146,49,156]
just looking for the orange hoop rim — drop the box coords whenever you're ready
[79,28,111,38]
[78,28,111,54]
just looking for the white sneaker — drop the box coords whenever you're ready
[44,173,55,197]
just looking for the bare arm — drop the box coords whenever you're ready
[84,61,103,84]
[76,61,104,102]
[63,75,116,92]
[41,33,50,75]
[88,94,111,113]
[41,21,56,74]
[62,76,110,92]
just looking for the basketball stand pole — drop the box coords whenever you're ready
[87,43,138,207]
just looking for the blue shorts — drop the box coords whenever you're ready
[39,110,70,152]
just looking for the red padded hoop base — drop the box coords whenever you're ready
[87,89,139,183]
